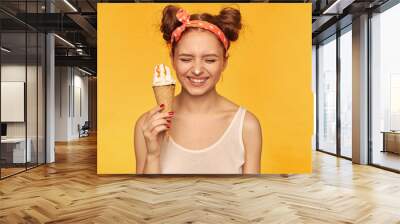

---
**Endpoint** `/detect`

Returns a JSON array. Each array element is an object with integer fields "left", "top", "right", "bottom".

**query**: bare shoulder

[
  {"left": 243, "top": 110, "right": 261, "bottom": 134},
  {"left": 218, "top": 95, "right": 240, "bottom": 113}
]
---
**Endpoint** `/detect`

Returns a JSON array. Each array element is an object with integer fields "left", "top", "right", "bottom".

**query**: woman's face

[{"left": 171, "top": 29, "right": 227, "bottom": 96}]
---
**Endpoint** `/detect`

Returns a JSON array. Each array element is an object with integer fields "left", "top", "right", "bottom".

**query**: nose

[{"left": 191, "top": 62, "right": 203, "bottom": 76}]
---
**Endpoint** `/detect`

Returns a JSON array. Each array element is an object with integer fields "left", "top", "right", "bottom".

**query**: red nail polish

[
  {"left": 168, "top": 111, "right": 174, "bottom": 115},
  {"left": 160, "top": 104, "right": 165, "bottom": 108},
  {"left": 166, "top": 119, "right": 171, "bottom": 123},
  {"left": 166, "top": 124, "right": 171, "bottom": 128}
]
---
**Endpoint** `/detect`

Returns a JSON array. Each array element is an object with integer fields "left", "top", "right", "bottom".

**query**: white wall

[
  {"left": 55, "top": 67, "right": 89, "bottom": 141},
  {"left": 72, "top": 73, "right": 89, "bottom": 138},
  {"left": 55, "top": 67, "right": 70, "bottom": 141}
]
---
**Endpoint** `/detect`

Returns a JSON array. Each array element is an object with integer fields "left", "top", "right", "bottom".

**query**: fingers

[
  {"left": 149, "top": 118, "right": 170, "bottom": 132},
  {"left": 143, "top": 120, "right": 170, "bottom": 140},
  {"left": 147, "top": 112, "right": 173, "bottom": 137},
  {"left": 147, "top": 104, "right": 165, "bottom": 119},
  {"left": 150, "top": 123, "right": 169, "bottom": 136},
  {"left": 148, "top": 111, "right": 174, "bottom": 124},
  {"left": 142, "top": 105, "right": 174, "bottom": 140},
  {"left": 143, "top": 104, "right": 167, "bottom": 129}
]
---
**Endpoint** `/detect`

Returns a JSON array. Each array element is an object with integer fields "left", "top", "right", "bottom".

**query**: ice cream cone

[
  {"left": 152, "top": 64, "right": 176, "bottom": 137},
  {"left": 153, "top": 84, "right": 175, "bottom": 113}
]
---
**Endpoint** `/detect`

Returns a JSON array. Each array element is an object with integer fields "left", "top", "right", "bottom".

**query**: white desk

[{"left": 1, "top": 138, "right": 31, "bottom": 163}]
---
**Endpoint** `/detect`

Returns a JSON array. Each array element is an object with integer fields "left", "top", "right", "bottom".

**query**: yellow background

[{"left": 98, "top": 3, "right": 312, "bottom": 174}]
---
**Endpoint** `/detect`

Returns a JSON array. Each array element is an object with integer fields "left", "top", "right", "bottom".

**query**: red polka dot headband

[{"left": 170, "top": 8, "right": 229, "bottom": 50}]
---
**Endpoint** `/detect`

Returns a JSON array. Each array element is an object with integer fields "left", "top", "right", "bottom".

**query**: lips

[{"left": 187, "top": 76, "right": 209, "bottom": 87}]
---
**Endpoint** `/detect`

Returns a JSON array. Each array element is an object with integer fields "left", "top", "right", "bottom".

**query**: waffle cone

[{"left": 153, "top": 84, "right": 175, "bottom": 112}]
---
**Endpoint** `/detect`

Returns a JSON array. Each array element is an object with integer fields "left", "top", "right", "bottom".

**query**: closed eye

[
  {"left": 205, "top": 59, "right": 216, "bottom": 63},
  {"left": 180, "top": 58, "right": 192, "bottom": 63}
]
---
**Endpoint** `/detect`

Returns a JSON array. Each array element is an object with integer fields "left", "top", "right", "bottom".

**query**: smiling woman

[{"left": 134, "top": 5, "right": 262, "bottom": 174}]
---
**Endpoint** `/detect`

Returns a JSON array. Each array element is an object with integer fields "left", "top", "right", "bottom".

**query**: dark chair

[{"left": 79, "top": 121, "right": 90, "bottom": 138}]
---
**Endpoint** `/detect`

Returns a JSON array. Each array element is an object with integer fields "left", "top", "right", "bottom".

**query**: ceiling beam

[
  {"left": 55, "top": 55, "right": 96, "bottom": 70},
  {"left": 322, "top": 0, "right": 356, "bottom": 14},
  {"left": 67, "top": 13, "right": 97, "bottom": 39}
]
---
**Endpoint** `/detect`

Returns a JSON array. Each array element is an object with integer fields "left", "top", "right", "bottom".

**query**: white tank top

[{"left": 160, "top": 107, "right": 246, "bottom": 174}]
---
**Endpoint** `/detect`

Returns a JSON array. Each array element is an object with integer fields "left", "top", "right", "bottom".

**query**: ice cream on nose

[{"left": 152, "top": 64, "right": 176, "bottom": 113}]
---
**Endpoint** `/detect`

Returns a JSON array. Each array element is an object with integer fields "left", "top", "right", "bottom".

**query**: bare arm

[
  {"left": 242, "top": 111, "right": 262, "bottom": 174},
  {"left": 134, "top": 105, "right": 173, "bottom": 174},
  {"left": 134, "top": 115, "right": 147, "bottom": 173},
  {"left": 134, "top": 115, "right": 161, "bottom": 174}
]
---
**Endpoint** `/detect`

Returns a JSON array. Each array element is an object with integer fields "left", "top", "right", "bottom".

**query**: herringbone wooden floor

[{"left": 1, "top": 134, "right": 400, "bottom": 224}]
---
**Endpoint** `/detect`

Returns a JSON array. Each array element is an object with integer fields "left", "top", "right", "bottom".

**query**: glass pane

[
  {"left": 340, "top": 29, "right": 352, "bottom": 158},
  {"left": 371, "top": 3, "right": 400, "bottom": 171},
  {"left": 0, "top": 1, "right": 46, "bottom": 178},
  {"left": 27, "top": 31, "right": 38, "bottom": 169},
  {"left": 1, "top": 31, "right": 27, "bottom": 177},
  {"left": 318, "top": 36, "right": 337, "bottom": 154},
  {"left": 312, "top": 45, "right": 317, "bottom": 151},
  {"left": 26, "top": 0, "right": 38, "bottom": 169}
]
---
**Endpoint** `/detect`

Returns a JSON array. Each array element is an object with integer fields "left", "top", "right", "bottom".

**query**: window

[
  {"left": 371, "top": 2, "right": 400, "bottom": 171},
  {"left": 318, "top": 35, "right": 337, "bottom": 154},
  {"left": 339, "top": 28, "right": 352, "bottom": 158}
]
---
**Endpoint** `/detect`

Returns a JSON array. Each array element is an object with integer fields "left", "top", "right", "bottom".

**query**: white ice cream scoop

[{"left": 153, "top": 64, "right": 176, "bottom": 86}]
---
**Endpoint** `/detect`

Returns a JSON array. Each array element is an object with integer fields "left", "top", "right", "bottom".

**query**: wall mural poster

[{"left": 98, "top": 3, "right": 313, "bottom": 174}]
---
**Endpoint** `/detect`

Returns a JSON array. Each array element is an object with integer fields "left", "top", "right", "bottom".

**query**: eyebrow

[
  {"left": 178, "top": 53, "right": 219, "bottom": 57},
  {"left": 203, "top": 54, "right": 219, "bottom": 57},
  {"left": 178, "top": 53, "right": 193, "bottom": 57}
]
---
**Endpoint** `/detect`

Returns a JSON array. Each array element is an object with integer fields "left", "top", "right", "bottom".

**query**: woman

[{"left": 134, "top": 5, "right": 262, "bottom": 174}]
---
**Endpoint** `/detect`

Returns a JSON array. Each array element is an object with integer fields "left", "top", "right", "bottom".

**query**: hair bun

[
  {"left": 216, "top": 7, "right": 242, "bottom": 42},
  {"left": 160, "top": 5, "right": 181, "bottom": 42}
]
